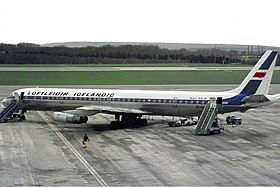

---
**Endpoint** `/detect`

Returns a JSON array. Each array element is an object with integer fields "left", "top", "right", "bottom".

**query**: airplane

[{"left": 1, "top": 50, "right": 279, "bottom": 129}]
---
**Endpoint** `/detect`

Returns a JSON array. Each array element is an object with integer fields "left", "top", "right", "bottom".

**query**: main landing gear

[{"left": 110, "top": 114, "right": 147, "bottom": 130}]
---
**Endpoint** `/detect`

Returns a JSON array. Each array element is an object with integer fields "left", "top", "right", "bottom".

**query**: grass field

[
  {"left": 1, "top": 70, "right": 280, "bottom": 85},
  {"left": 0, "top": 63, "right": 252, "bottom": 67}
]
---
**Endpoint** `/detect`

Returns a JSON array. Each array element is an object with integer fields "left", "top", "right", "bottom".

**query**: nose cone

[
  {"left": 1, "top": 96, "right": 16, "bottom": 107},
  {"left": 1, "top": 98, "right": 9, "bottom": 107}
]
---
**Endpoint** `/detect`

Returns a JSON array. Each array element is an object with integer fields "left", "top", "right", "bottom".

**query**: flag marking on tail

[{"left": 253, "top": 72, "right": 266, "bottom": 78}]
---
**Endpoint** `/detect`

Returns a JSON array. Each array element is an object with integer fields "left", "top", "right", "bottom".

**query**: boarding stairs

[
  {"left": 194, "top": 97, "right": 218, "bottom": 135},
  {"left": 0, "top": 101, "right": 19, "bottom": 123}
]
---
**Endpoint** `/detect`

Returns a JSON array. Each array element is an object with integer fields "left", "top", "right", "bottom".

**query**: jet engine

[{"left": 51, "top": 112, "right": 88, "bottom": 124}]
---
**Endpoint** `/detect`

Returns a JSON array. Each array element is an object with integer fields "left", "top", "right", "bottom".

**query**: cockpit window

[
  {"left": 7, "top": 92, "right": 16, "bottom": 99},
  {"left": 10, "top": 92, "right": 20, "bottom": 98},
  {"left": 8, "top": 95, "right": 15, "bottom": 99}
]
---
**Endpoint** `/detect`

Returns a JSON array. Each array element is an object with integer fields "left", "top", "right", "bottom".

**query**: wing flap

[
  {"left": 64, "top": 105, "right": 150, "bottom": 116},
  {"left": 77, "top": 105, "right": 150, "bottom": 114}
]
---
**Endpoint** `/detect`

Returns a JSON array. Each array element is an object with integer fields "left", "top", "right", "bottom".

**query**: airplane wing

[{"left": 64, "top": 105, "right": 151, "bottom": 116}]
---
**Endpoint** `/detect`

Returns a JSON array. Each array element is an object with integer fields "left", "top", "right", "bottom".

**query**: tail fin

[{"left": 229, "top": 50, "right": 278, "bottom": 95}]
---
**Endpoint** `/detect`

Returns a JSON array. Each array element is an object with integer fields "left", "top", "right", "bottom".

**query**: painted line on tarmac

[{"left": 37, "top": 111, "right": 109, "bottom": 187}]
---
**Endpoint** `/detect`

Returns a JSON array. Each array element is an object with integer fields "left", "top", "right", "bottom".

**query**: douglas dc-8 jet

[{"left": 1, "top": 51, "right": 279, "bottom": 128}]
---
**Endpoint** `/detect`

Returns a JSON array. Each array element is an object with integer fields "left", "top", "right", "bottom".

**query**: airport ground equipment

[
  {"left": 168, "top": 117, "right": 198, "bottom": 127},
  {"left": 0, "top": 101, "right": 19, "bottom": 122},
  {"left": 226, "top": 115, "right": 242, "bottom": 125},
  {"left": 0, "top": 95, "right": 25, "bottom": 123},
  {"left": 208, "top": 118, "right": 224, "bottom": 134},
  {"left": 194, "top": 97, "right": 220, "bottom": 135}
]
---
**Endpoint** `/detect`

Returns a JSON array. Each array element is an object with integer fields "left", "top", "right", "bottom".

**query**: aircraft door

[
  {"left": 13, "top": 92, "right": 19, "bottom": 100},
  {"left": 20, "top": 92, "right": 24, "bottom": 100},
  {"left": 172, "top": 97, "right": 177, "bottom": 108},
  {"left": 107, "top": 96, "right": 112, "bottom": 104},
  {"left": 216, "top": 97, "right": 223, "bottom": 105}
]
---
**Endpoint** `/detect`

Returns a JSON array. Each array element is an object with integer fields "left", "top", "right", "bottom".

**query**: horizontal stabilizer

[{"left": 241, "top": 94, "right": 269, "bottom": 103}]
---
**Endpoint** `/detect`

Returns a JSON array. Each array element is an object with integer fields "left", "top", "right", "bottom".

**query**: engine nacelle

[{"left": 51, "top": 112, "right": 88, "bottom": 124}]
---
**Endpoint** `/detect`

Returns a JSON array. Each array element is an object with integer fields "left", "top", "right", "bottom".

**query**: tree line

[{"left": 0, "top": 43, "right": 273, "bottom": 65}]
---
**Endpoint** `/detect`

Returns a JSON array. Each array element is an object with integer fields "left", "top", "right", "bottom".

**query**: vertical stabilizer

[{"left": 229, "top": 50, "right": 278, "bottom": 95}]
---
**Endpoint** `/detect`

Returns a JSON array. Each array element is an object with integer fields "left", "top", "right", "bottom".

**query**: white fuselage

[{"left": 8, "top": 87, "right": 267, "bottom": 117}]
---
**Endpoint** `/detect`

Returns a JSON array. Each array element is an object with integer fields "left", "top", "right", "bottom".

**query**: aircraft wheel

[
  {"left": 110, "top": 121, "right": 118, "bottom": 130},
  {"left": 140, "top": 119, "right": 147, "bottom": 126},
  {"left": 19, "top": 115, "right": 26, "bottom": 121},
  {"left": 110, "top": 121, "right": 123, "bottom": 130},
  {"left": 135, "top": 118, "right": 147, "bottom": 126}
]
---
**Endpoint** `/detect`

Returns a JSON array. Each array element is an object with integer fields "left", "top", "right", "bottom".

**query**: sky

[{"left": 1, "top": 0, "right": 280, "bottom": 46}]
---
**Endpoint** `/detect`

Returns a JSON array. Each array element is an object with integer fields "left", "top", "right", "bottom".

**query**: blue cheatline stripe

[
  {"left": 23, "top": 96, "right": 209, "bottom": 105},
  {"left": 240, "top": 80, "right": 262, "bottom": 95},
  {"left": 224, "top": 80, "right": 262, "bottom": 105},
  {"left": 259, "top": 51, "right": 278, "bottom": 70},
  {"left": 223, "top": 94, "right": 246, "bottom": 105}
]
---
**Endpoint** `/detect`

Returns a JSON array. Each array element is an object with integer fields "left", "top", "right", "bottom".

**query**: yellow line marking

[{"left": 37, "top": 111, "right": 109, "bottom": 187}]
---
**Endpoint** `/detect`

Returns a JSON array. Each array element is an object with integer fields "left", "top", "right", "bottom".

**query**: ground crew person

[{"left": 82, "top": 134, "right": 90, "bottom": 148}]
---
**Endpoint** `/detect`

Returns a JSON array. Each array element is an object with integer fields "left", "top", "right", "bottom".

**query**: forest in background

[{"left": 0, "top": 43, "right": 278, "bottom": 65}]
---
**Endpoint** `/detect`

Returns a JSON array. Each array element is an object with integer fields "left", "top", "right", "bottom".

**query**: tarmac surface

[{"left": 1, "top": 85, "right": 280, "bottom": 186}]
